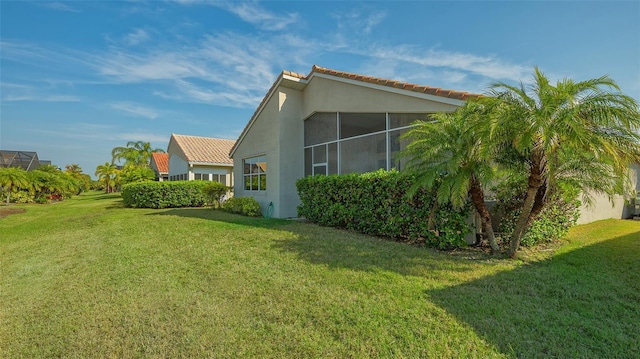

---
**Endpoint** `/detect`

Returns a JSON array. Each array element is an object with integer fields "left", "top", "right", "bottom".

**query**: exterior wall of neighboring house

[
  {"left": 232, "top": 70, "right": 465, "bottom": 218},
  {"left": 168, "top": 152, "right": 189, "bottom": 181},
  {"left": 576, "top": 164, "right": 640, "bottom": 224},
  {"left": 190, "top": 164, "right": 233, "bottom": 186}
]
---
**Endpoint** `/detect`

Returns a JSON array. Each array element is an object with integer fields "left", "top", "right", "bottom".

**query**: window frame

[{"left": 243, "top": 155, "right": 267, "bottom": 191}]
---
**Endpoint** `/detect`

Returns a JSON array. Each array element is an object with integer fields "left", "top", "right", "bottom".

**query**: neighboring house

[
  {"left": 230, "top": 65, "right": 480, "bottom": 218},
  {"left": 167, "top": 134, "right": 235, "bottom": 186},
  {"left": 0, "top": 150, "right": 50, "bottom": 170},
  {"left": 150, "top": 152, "right": 169, "bottom": 181},
  {"left": 576, "top": 163, "right": 640, "bottom": 224}
]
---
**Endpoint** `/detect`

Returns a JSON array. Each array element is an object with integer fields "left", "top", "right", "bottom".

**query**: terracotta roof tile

[
  {"left": 311, "top": 65, "right": 482, "bottom": 100},
  {"left": 151, "top": 152, "right": 169, "bottom": 173},
  {"left": 172, "top": 134, "right": 235, "bottom": 164}
]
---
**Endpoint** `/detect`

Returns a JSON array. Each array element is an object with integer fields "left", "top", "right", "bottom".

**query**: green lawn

[{"left": 1, "top": 192, "right": 638, "bottom": 358}]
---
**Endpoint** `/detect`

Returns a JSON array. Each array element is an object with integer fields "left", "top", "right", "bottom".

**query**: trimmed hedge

[
  {"left": 222, "top": 197, "right": 262, "bottom": 217},
  {"left": 296, "top": 170, "right": 471, "bottom": 249},
  {"left": 122, "top": 181, "right": 207, "bottom": 209}
]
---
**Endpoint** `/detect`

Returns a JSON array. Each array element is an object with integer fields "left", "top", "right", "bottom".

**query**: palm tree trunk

[
  {"left": 5, "top": 185, "right": 12, "bottom": 205},
  {"left": 508, "top": 170, "right": 544, "bottom": 258},
  {"left": 469, "top": 176, "right": 500, "bottom": 254},
  {"left": 526, "top": 183, "right": 547, "bottom": 228}
]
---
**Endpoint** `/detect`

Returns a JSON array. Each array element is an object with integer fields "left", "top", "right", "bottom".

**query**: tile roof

[
  {"left": 230, "top": 65, "right": 481, "bottom": 156},
  {"left": 171, "top": 134, "right": 235, "bottom": 165},
  {"left": 151, "top": 152, "right": 169, "bottom": 173},
  {"left": 310, "top": 65, "right": 482, "bottom": 101}
]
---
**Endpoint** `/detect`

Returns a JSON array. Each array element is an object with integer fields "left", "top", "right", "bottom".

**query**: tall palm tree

[
  {"left": 488, "top": 67, "right": 640, "bottom": 257},
  {"left": 0, "top": 167, "right": 30, "bottom": 205},
  {"left": 111, "top": 141, "right": 164, "bottom": 167},
  {"left": 95, "top": 162, "right": 117, "bottom": 193},
  {"left": 402, "top": 102, "right": 501, "bottom": 253}
]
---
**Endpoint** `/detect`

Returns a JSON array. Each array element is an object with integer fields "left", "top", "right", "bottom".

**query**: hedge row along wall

[
  {"left": 296, "top": 170, "right": 471, "bottom": 249},
  {"left": 122, "top": 181, "right": 207, "bottom": 209}
]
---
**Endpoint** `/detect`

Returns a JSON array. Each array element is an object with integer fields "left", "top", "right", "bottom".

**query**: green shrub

[
  {"left": 121, "top": 181, "right": 207, "bottom": 209},
  {"left": 296, "top": 170, "right": 470, "bottom": 249},
  {"left": 493, "top": 177, "right": 581, "bottom": 247},
  {"left": 10, "top": 190, "right": 34, "bottom": 204},
  {"left": 222, "top": 197, "right": 261, "bottom": 217},
  {"left": 202, "top": 182, "right": 229, "bottom": 209}
]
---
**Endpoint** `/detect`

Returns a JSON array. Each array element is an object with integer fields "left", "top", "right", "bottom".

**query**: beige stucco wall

[
  {"left": 233, "top": 85, "right": 283, "bottom": 216},
  {"left": 168, "top": 152, "right": 188, "bottom": 178},
  {"left": 190, "top": 165, "right": 233, "bottom": 186},
  {"left": 576, "top": 164, "right": 639, "bottom": 224},
  {"left": 301, "top": 76, "right": 460, "bottom": 118}
]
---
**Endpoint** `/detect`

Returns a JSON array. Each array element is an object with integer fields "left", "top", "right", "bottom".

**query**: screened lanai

[{"left": 0, "top": 150, "right": 49, "bottom": 170}]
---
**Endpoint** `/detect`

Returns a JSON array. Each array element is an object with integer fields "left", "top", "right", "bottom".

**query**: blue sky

[{"left": 1, "top": 1, "right": 639, "bottom": 177}]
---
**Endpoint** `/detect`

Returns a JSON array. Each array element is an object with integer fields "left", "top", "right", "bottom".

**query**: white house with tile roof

[
  {"left": 167, "top": 134, "right": 235, "bottom": 186},
  {"left": 230, "top": 65, "right": 480, "bottom": 218},
  {"left": 150, "top": 152, "right": 169, "bottom": 182},
  {"left": 230, "top": 65, "right": 638, "bottom": 223}
]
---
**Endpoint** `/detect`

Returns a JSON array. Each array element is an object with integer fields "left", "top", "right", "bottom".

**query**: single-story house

[
  {"left": 167, "top": 134, "right": 235, "bottom": 186},
  {"left": 150, "top": 152, "right": 169, "bottom": 181},
  {"left": 230, "top": 65, "right": 640, "bottom": 223},
  {"left": 576, "top": 164, "right": 640, "bottom": 224},
  {"left": 230, "top": 65, "right": 480, "bottom": 218}
]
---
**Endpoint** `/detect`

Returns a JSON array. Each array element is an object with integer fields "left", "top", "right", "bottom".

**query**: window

[{"left": 243, "top": 155, "right": 266, "bottom": 191}]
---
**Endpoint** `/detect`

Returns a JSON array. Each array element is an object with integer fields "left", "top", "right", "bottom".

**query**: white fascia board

[
  {"left": 310, "top": 72, "right": 468, "bottom": 107},
  {"left": 189, "top": 162, "right": 233, "bottom": 167}
]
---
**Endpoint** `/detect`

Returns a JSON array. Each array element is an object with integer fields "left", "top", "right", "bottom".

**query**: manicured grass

[{"left": 1, "top": 192, "right": 638, "bottom": 358}]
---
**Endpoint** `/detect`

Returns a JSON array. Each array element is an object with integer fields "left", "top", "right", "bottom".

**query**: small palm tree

[
  {"left": 112, "top": 141, "right": 164, "bottom": 167},
  {"left": 95, "top": 162, "right": 117, "bottom": 193},
  {"left": 402, "top": 102, "right": 501, "bottom": 253},
  {"left": 0, "top": 167, "right": 30, "bottom": 205},
  {"left": 488, "top": 67, "right": 640, "bottom": 257}
]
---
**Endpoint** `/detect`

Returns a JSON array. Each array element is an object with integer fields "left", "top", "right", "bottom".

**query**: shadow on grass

[
  {"left": 271, "top": 222, "right": 494, "bottom": 278},
  {"left": 76, "top": 192, "right": 121, "bottom": 201},
  {"left": 146, "top": 207, "right": 292, "bottom": 229},
  {"left": 426, "top": 230, "right": 640, "bottom": 358}
]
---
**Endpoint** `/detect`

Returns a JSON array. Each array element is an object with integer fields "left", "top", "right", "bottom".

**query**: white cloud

[
  {"left": 111, "top": 102, "right": 160, "bottom": 119},
  {"left": 1, "top": 82, "right": 82, "bottom": 102},
  {"left": 123, "top": 29, "right": 150, "bottom": 46},
  {"left": 333, "top": 10, "right": 387, "bottom": 35},
  {"left": 43, "top": 2, "right": 80, "bottom": 12},
  {"left": 219, "top": 1, "right": 299, "bottom": 31}
]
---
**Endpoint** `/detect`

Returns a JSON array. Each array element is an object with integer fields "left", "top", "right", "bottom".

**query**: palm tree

[
  {"left": 488, "top": 67, "right": 640, "bottom": 257},
  {"left": 0, "top": 167, "right": 30, "bottom": 205},
  {"left": 95, "top": 162, "right": 117, "bottom": 193},
  {"left": 65, "top": 164, "right": 89, "bottom": 194},
  {"left": 402, "top": 102, "right": 501, "bottom": 253},
  {"left": 65, "top": 163, "right": 82, "bottom": 175},
  {"left": 111, "top": 141, "right": 164, "bottom": 167}
]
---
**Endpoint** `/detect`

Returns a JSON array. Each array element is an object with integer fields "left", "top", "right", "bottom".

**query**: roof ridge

[{"left": 309, "top": 65, "right": 481, "bottom": 100}]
